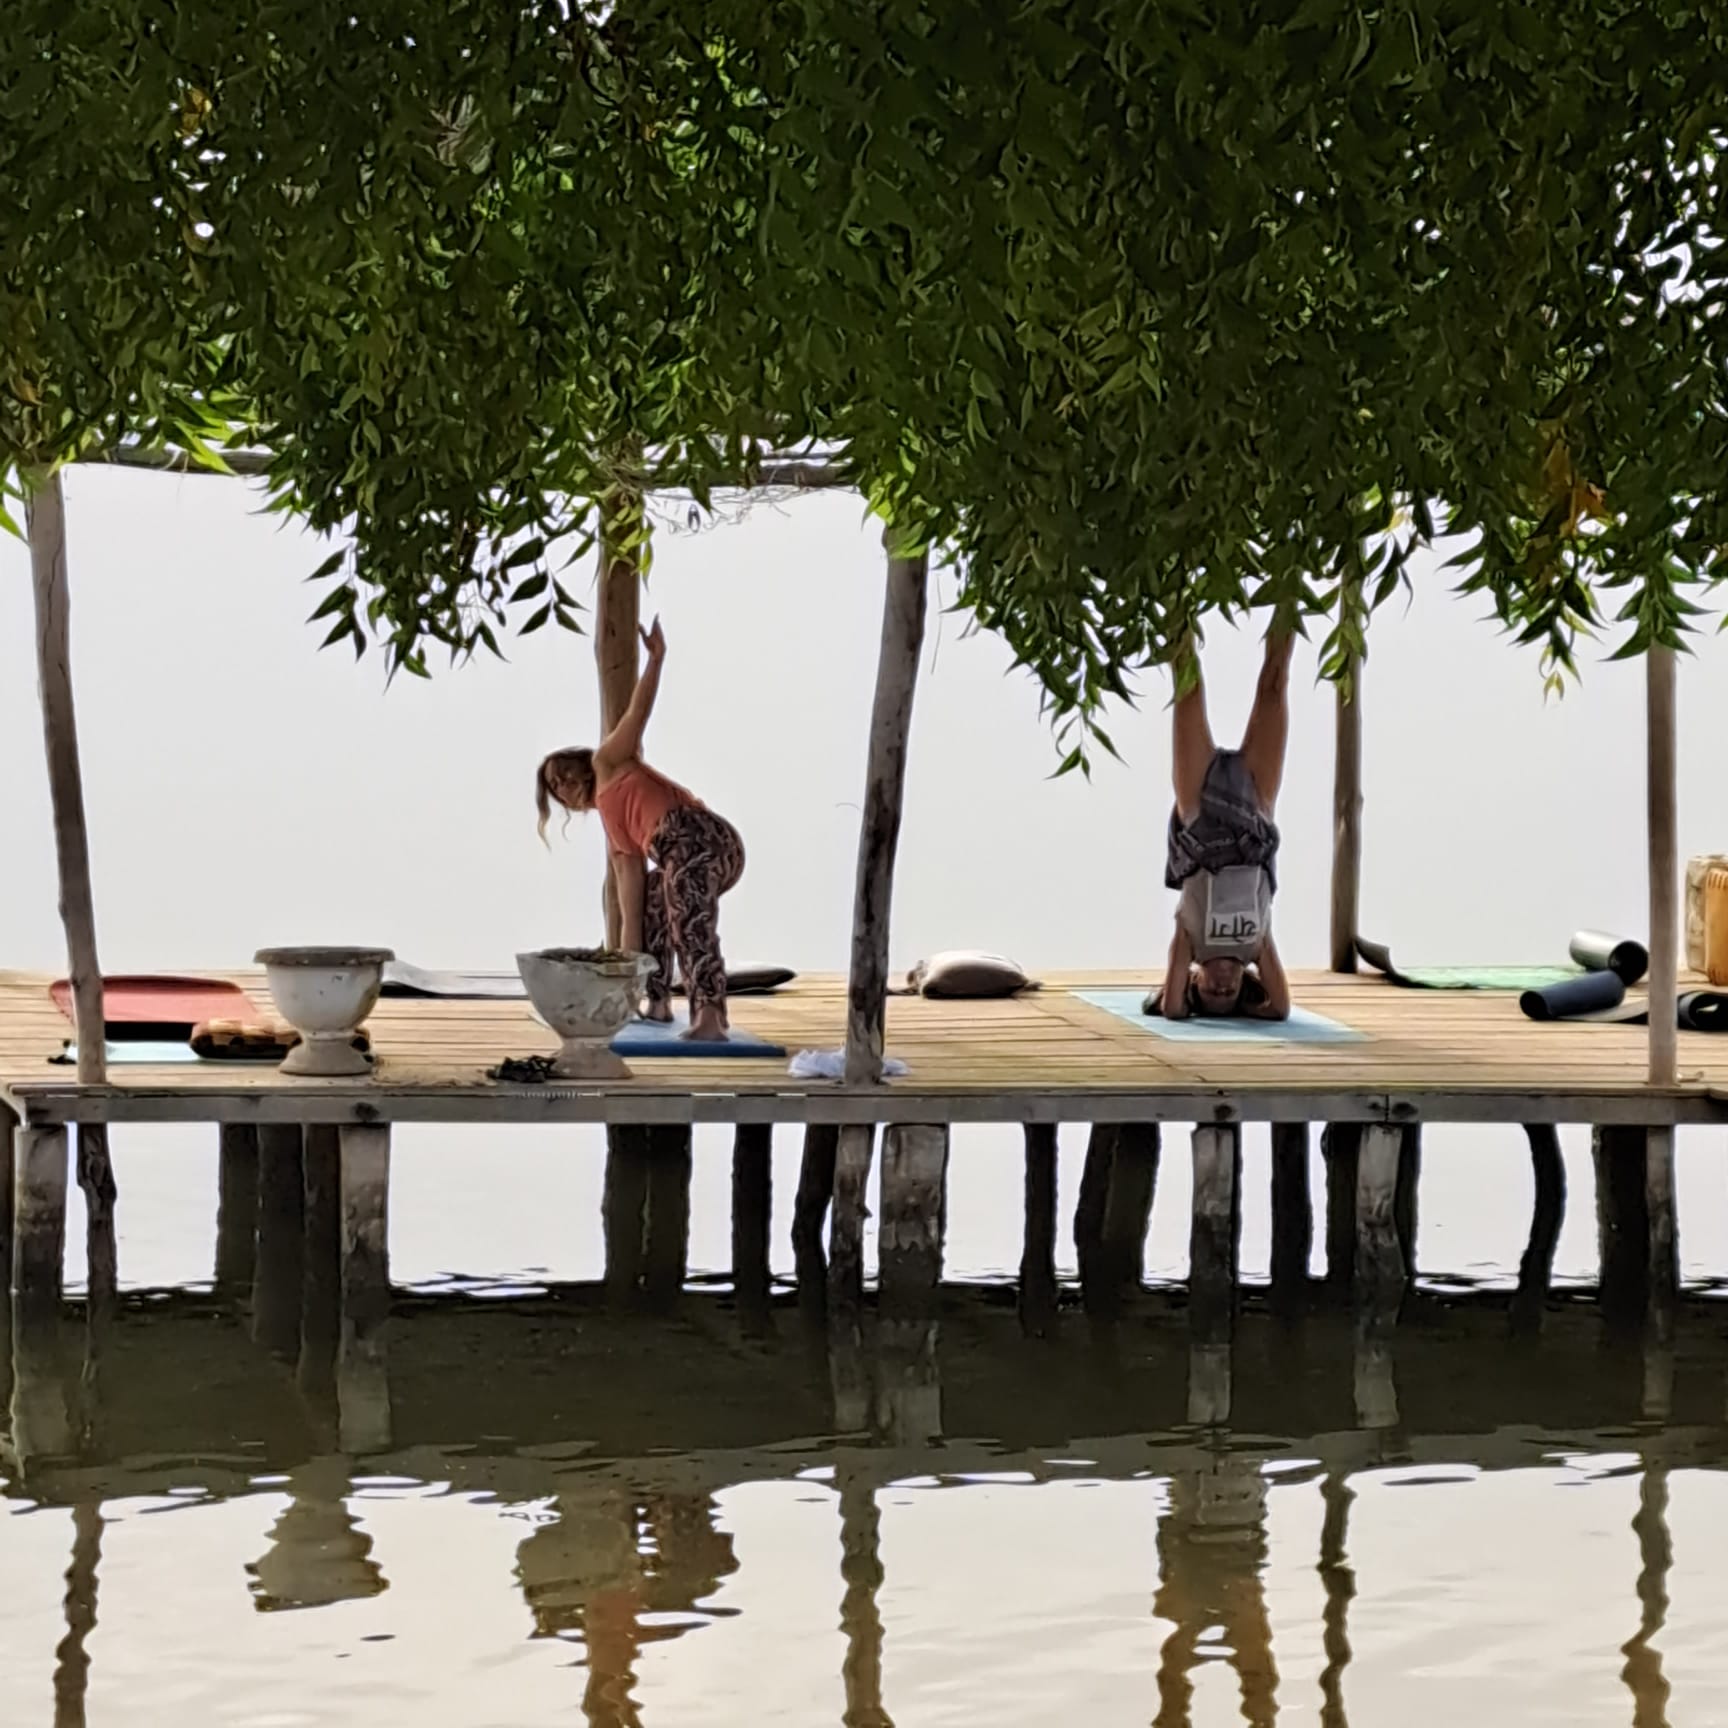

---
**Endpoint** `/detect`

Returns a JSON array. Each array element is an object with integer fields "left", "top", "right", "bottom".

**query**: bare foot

[
  {"left": 684, "top": 1012, "right": 728, "bottom": 1042},
  {"left": 645, "top": 1002, "right": 674, "bottom": 1024}
]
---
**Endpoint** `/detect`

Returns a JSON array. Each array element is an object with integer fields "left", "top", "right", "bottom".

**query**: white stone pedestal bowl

[
  {"left": 516, "top": 948, "right": 657, "bottom": 1079},
  {"left": 256, "top": 946, "right": 394, "bottom": 1077}
]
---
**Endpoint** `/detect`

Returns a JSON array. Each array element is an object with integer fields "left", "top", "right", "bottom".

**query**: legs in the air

[
  {"left": 1172, "top": 636, "right": 1216, "bottom": 824},
  {"left": 1238, "top": 624, "right": 1295, "bottom": 813}
]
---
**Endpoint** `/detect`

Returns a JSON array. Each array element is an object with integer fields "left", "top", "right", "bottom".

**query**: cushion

[{"left": 907, "top": 951, "right": 1035, "bottom": 999}]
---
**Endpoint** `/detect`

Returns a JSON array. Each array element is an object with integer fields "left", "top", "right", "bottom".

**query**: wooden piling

[
  {"left": 252, "top": 1125, "right": 306, "bottom": 1361},
  {"left": 731, "top": 1123, "right": 773, "bottom": 1330},
  {"left": 1354, "top": 1125, "right": 1406, "bottom": 1320},
  {"left": 1330, "top": 654, "right": 1363, "bottom": 974},
  {"left": 842, "top": 537, "right": 928, "bottom": 1086},
  {"left": 1188, "top": 1125, "right": 1239, "bottom": 1424},
  {"left": 602, "top": 1125, "right": 652, "bottom": 1305},
  {"left": 643, "top": 1124, "right": 693, "bottom": 1310},
  {"left": 214, "top": 1123, "right": 260, "bottom": 1295},
  {"left": 299, "top": 1126, "right": 342, "bottom": 1397},
  {"left": 828, "top": 1125, "right": 876, "bottom": 1312},
  {"left": 838, "top": 1470, "right": 891, "bottom": 1728},
  {"left": 52, "top": 1500, "right": 102, "bottom": 1728},
  {"left": 10, "top": 1124, "right": 71, "bottom": 1460},
  {"left": 1321, "top": 1123, "right": 1361, "bottom": 1296},
  {"left": 1512, "top": 1124, "right": 1566, "bottom": 1335},
  {"left": 337, "top": 1124, "right": 391, "bottom": 1455},
  {"left": 1019, "top": 1123, "right": 1059, "bottom": 1337},
  {"left": 1073, "top": 1123, "right": 1114, "bottom": 1309},
  {"left": 1594, "top": 1123, "right": 1650, "bottom": 1331},
  {"left": 1318, "top": 1471, "right": 1356, "bottom": 1728},
  {"left": 792, "top": 1124, "right": 838, "bottom": 1307},
  {"left": 1269, "top": 1122, "right": 1312, "bottom": 1317},
  {"left": 74, "top": 1123, "right": 116, "bottom": 1359},
  {"left": 1096, "top": 1122, "right": 1159, "bottom": 1315},
  {"left": 1645, "top": 1124, "right": 1678, "bottom": 1339},
  {"left": 1394, "top": 1124, "right": 1421, "bottom": 1291},
  {"left": 878, "top": 1125, "right": 948, "bottom": 1322}
]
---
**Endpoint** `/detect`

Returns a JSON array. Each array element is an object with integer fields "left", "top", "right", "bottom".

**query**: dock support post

[
  {"left": 1322, "top": 1124, "right": 1361, "bottom": 1295},
  {"left": 1645, "top": 1124, "right": 1678, "bottom": 1341},
  {"left": 1019, "top": 1124, "right": 1059, "bottom": 1337},
  {"left": 602, "top": 1126, "right": 651, "bottom": 1306},
  {"left": 731, "top": 1123, "right": 773, "bottom": 1331},
  {"left": 1097, "top": 1123, "right": 1159, "bottom": 1316},
  {"left": 1189, "top": 1125, "right": 1240, "bottom": 1425},
  {"left": 76, "top": 1124, "right": 117, "bottom": 1370},
  {"left": 1269, "top": 1122, "right": 1312, "bottom": 1317},
  {"left": 1395, "top": 1125, "right": 1421, "bottom": 1293},
  {"left": 838, "top": 1470, "right": 891, "bottom": 1728},
  {"left": 253, "top": 1125, "right": 306, "bottom": 1361},
  {"left": 215, "top": 1123, "right": 260, "bottom": 1295},
  {"left": 1073, "top": 1123, "right": 1114, "bottom": 1310},
  {"left": 878, "top": 1125, "right": 948, "bottom": 1322},
  {"left": 642, "top": 1125, "right": 693, "bottom": 1311},
  {"left": 828, "top": 1126, "right": 876, "bottom": 1313},
  {"left": 1594, "top": 1123, "right": 1650, "bottom": 1331},
  {"left": 337, "top": 1124, "right": 391, "bottom": 1455},
  {"left": 1512, "top": 1125, "right": 1566, "bottom": 1335},
  {"left": 299, "top": 1126, "right": 342, "bottom": 1398},
  {"left": 793, "top": 1125, "right": 838, "bottom": 1307},
  {"left": 1354, "top": 1124, "right": 1404, "bottom": 1428},
  {"left": 10, "top": 1124, "right": 72, "bottom": 1460}
]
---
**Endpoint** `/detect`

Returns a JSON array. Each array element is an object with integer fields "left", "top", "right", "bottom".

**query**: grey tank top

[{"left": 1178, "top": 864, "right": 1274, "bottom": 962}]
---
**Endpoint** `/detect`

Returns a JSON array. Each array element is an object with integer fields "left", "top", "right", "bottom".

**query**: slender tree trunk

[
  {"left": 1646, "top": 646, "right": 1677, "bottom": 1089},
  {"left": 597, "top": 482, "right": 645, "bottom": 949},
  {"left": 844, "top": 538, "right": 928, "bottom": 1085},
  {"left": 1330, "top": 656, "right": 1362, "bottom": 972}
]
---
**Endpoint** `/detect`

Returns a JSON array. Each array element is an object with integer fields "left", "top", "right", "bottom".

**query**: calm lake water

[{"left": 6, "top": 476, "right": 1728, "bottom": 1722}]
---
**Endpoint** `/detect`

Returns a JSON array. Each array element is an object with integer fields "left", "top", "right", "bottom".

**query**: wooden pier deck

[{"left": 2, "top": 967, "right": 1726, "bottom": 1127}]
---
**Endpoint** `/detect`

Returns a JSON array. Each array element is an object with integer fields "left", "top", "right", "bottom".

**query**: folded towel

[{"left": 789, "top": 1048, "right": 908, "bottom": 1080}]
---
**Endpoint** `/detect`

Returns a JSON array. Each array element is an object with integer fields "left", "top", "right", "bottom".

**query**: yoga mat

[
  {"left": 1520, "top": 970, "right": 1627, "bottom": 1021},
  {"left": 612, "top": 1016, "right": 786, "bottom": 1058},
  {"left": 57, "top": 1041, "right": 207, "bottom": 1065},
  {"left": 1562, "top": 989, "right": 1728, "bottom": 1031},
  {"left": 1568, "top": 929, "right": 1649, "bottom": 983},
  {"left": 50, "top": 975, "right": 266, "bottom": 1040},
  {"left": 1074, "top": 989, "right": 1366, "bottom": 1045},
  {"left": 382, "top": 963, "right": 796, "bottom": 999},
  {"left": 1355, "top": 938, "right": 1576, "bottom": 991}
]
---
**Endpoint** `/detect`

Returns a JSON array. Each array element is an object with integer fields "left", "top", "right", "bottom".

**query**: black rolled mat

[
  {"left": 1521, "top": 982, "right": 1728, "bottom": 1029},
  {"left": 1520, "top": 970, "right": 1627, "bottom": 1021}
]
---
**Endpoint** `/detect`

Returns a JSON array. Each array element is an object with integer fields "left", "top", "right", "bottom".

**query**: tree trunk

[
  {"left": 596, "top": 481, "right": 645, "bottom": 949},
  {"left": 1019, "top": 1123, "right": 1059, "bottom": 1336},
  {"left": 27, "top": 467, "right": 107, "bottom": 1086},
  {"left": 1646, "top": 646, "right": 1677, "bottom": 1088},
  {"left": 1330, "top": 659, "right": 1363, "bottom": 972},
  {"left": 843, "top": 539, "right": 928, "bottom": 1085}
]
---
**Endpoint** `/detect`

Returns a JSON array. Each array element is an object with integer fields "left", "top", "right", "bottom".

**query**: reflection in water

[
  {"left": 247, "top": 1456, "right": 387, "bottom": 1611},
  {"left": 3, "top": 1290, "right": 1726, "bottom": 1725}
]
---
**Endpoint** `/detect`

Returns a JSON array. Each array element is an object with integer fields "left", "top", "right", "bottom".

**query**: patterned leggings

[{"left": 644, "top": 806, "right": 745, "bottom": 1020}]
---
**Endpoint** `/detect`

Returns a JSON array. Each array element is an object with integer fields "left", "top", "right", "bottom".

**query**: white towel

[{"left": 788, "top": 1048, "right": 909, "bottom": 1080}]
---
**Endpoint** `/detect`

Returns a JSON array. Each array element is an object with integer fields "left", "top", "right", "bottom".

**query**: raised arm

[
  {"left": 1248, "top": 932, "right": 1292, "bottom": 1021},
  {"left": 594, "top": 617, "right": 666, "bottom": 775}
]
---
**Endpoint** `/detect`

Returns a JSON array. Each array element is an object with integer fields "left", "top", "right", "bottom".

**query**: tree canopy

[{"left": 5, "top": 1, "right": 1724, "bottom": 741}]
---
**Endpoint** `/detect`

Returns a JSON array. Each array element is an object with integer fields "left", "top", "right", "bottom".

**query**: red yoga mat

[{"left": 49, "top": 976, "right": 268, "bottom": 1039}]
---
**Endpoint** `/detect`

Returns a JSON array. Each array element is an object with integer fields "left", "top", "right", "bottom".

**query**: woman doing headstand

[
  {"left": 536, "top": 618, "right": 744, "bottom": 1041},
  {"left": 1157, "top": 622, "right": 1295, "bottom": 1020}
]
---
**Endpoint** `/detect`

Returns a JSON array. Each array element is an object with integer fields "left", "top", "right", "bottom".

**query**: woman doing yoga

[
  {"left": 536, "top": 619, "right": 745, "bottom": 1041},
  {"left": 1157, "top": 622, "right": 1294, "bottom": 1020}
]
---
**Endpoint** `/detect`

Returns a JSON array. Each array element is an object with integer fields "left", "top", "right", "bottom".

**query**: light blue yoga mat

[
  {"left": 59, "top": 1041, "right": 207, "bottom": 1065},
  {"left": 1073, "top": 990, "right": 1366, "bottom": 1045},
  {"left": 612, "top": 1016, "right": 786, "bottom": 1059}
]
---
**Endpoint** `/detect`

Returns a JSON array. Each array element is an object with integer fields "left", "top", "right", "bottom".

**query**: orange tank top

[{"left": 594, "top": 762, "right": 700, "bottom": 856}]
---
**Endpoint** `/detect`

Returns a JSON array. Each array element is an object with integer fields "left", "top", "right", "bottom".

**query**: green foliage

[{"left": 5, "top": 1, "right": 1726, "bottom": 753}]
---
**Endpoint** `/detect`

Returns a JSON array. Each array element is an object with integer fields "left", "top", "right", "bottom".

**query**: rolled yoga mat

[
  {"left": 1567, "top": 930, "right": 1648, "bottom": 984},
  {"left": 1362, "top": 929, "right": 1648, "bottom": 992},
  {"left": 381, "top": 962, "right": 796, "bottom": 999},
  {"left": 1520, "top": 970, "right": 1627, "bottom": 1021}
]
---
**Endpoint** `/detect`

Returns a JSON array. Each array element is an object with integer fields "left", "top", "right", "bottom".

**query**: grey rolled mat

[{"left": 1567, "top": 929, "right": 1649, "bottom": 984}]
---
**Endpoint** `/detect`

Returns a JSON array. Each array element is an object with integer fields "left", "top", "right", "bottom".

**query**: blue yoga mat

[
  {"left": 1073, "top": 990, "right": 1366, "bottom": 1045},
  {"left": 611, "top": 1016, "right": 786, "bottom": 1059}
]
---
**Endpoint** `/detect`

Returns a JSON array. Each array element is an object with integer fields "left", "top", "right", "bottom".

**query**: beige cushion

[{"left": 908, "top": 950, "right": 1034, "bottom": 999}]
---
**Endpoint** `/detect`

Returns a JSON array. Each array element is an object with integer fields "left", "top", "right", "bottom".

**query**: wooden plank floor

[{"left": 3, "top": 968, "right": 1726, "bottom": 1127}]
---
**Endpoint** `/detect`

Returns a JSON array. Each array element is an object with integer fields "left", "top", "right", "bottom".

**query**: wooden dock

[{"left": 3, "top": 967, "right": 1726, "bottom": 1126}]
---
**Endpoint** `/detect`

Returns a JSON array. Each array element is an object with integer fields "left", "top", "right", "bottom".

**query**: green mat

[{"left": 1356, "top": 938, "right": 1577, "bottom": 992}]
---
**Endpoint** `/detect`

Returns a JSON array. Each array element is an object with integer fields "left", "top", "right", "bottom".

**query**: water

[
  {"left": 5, "top": 471, "right": 1728, "bottom": 1721},
  {"left": 4, "top": 1290, "right": 1728, "bottom": 1726}
]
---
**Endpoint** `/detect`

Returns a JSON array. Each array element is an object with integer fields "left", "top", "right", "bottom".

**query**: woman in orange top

[{"left": 536, "top": 619, "right": 745, "bottom": 1041}]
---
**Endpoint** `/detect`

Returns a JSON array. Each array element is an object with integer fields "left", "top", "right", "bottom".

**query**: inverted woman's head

[
  {"left": 1192, "top": 956, "right": 1246, "bottom": 1015},
  {"left": 536, "top": 748, "right": 597, "bottom": 838}
]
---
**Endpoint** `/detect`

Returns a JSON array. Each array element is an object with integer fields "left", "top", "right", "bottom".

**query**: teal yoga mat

[
  {"left": 1074, "top": 990, "right": 1366, "bottom": 1045},
  {"left": 612, "top": 1016, "right": 785, "bottom": 1059}
]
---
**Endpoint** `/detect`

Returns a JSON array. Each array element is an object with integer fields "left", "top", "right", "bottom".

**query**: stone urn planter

[
  {"left": 256, "top": 947, "right": 394, "bottom": 1077},
  {"left": 516, "top": 948, "right": 657, "bottom": 1079}
]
